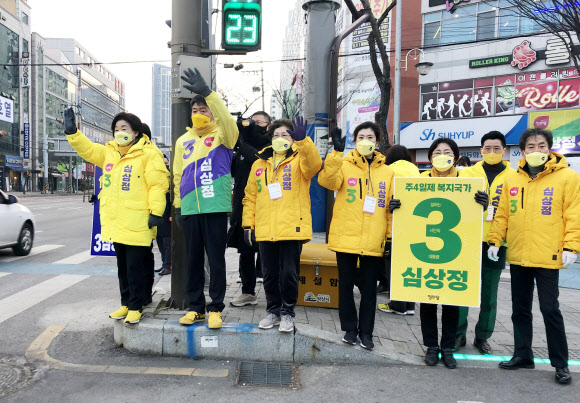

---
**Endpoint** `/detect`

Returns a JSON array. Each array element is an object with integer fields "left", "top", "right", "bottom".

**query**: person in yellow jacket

[
  {"left": 390, "top": 137, "right": 488, "bottom": 369},
  {"left": 64, "top": 108, "right": 168, "bottom": 324},
  {"left": 454, "top": 131, "right": 515, "bottom": 355},
  {"left": 377, "top": 145, "right": 419, "bottom": 316},
  {"left": 319, "top": 122, "right": 393, "bottom": 350},
  {"left": 242, "top": 117, "right": 322, "bottom": 333},
  {"left": 488, "top": 128, "right": 579, "bottom": 385}
]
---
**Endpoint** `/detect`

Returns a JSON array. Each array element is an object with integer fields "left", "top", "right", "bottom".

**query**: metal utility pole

[
  {"left": 260, "top": 66, "right": 265, "bottom": 111},
  {"left": 393, "top": 0, "right": 402, "bottom": 144},
  {"left": 302, "top": 0, "right": 341, "bottom": 233},
  {"left": 168, "top": 0, "right": 203, "bottom": 309}
]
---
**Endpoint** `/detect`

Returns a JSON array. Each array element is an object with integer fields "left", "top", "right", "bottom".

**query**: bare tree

[
  {"left": 217, "top": 87, "right": 263, "bottom": 116},
  {"left": 271, "top": 85, "right": 303, "bottom": 120},
  {"left": 506, "top": 0, "right": 580, "bottom": 72}
]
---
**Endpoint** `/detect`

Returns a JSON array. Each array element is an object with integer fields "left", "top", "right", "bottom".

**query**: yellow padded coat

[
  {"left": 67, "top": 130, "right": 169, "bottom": 246},
  {"left": 319, "top": 150, "right": 394, "bottom": 257},
  {"left": 488, "top": 152, "right": 580, "bottom": 269},
  {"left": 242, "top": 137, "right": 322, "bottom": 242}
]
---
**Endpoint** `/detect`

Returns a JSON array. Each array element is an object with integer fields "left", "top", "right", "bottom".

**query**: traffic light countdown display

[{"left": 222, "top": 0, "right": 261, "bottom": 51}]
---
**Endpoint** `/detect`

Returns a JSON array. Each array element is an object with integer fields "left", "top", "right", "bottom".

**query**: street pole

[
  {"left": 168, "top": 0, "right": 203, "bottom": 309},
  {"left": 393, "top": 0, "right": 402, "bottom": 144},
  {"left": 302, "top": 0, "right": 341, "bottom": 233},
  {"left": 261, "top": 66, "right": 265, "bottom": 111}
]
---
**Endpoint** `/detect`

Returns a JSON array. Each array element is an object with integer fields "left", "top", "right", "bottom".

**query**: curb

[{"left": 113, "top": 319, "right": 423, "bottom": 366}]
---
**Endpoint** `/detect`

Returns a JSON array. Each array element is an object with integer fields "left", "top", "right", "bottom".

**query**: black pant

[
  {"left": 510, "top": 265, "right": 568, "bottom": 368},
  {"left": 240, "top": 251, "right": 261, "bottom": 295},
  {"left": 182, "top": 213, "right": 227, "bottom": 313},
  {"left": 420, "top": 303, "right": 460, "bottom": 349},
  {"left": 156, "top": 235, "right": 171, "bottom": 270},
  {"left": 336, "top": 252, "right": 380, "bottom": 336},
  {"left": 378, "top": 243, "right": 390, "bottom": 287},
  {"left": 114, "top": 243, "right": 153, "bottom": 311},
  {"left": 259, "top": 240, "right": 302, "bottom": 317}
]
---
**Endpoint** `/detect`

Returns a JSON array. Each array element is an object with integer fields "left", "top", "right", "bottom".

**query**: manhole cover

[
  {"left": 0, "top": 359, "right": 35, "bottom": 398},
  {"left": 502, "top": 346, "right": 580, "bottom": 361},
  {"left": 237, "top": 362, "right": 296, "bottom": 387}
]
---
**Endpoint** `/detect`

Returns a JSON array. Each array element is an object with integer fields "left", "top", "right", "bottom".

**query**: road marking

[
  {"left": 0, "top": 274, "right": 89, "bottom": 324},
  {"left": 57, "top": 207, "right": 83, "bottom": 210},
  {"left": 26, "top": 325, "right": 229, "bottom": 378},
  {"left": 0, "top": 272, "right": 11, "bottom": 278},
  {"left": 36, "top": 230, "right": 44, "bottom": 233},
  {"left": 1, "top": 244, "right": 65, "bottom": 263},
  {"left": 53, "top": 250, "right": 92, "bottom": 265}
]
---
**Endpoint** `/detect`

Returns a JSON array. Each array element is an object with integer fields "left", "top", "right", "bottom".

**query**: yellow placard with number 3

[{"left": 390, "top": 177, "right": 485, "bottom": 307}]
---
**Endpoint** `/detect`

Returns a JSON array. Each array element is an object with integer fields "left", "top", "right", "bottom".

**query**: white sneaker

[
  {"left": 279, "top": 314, "right": 295, "bottom": 333},
  {"left": 230, "top": 293, "right": 258, "bottom": 307},
  {"left": 406, "top": 310, "right": 415, "bottom": 315},
  {"left": 258, "top": 313, "right": 281, "bottom": 329}
]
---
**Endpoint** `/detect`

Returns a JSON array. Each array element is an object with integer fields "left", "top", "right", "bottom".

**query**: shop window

[
  {"left": 476, "top": 11, "right": 496, "bottom": 41},
  {"left": 424, "top": 22, "right": 441, "bottom": 47}
]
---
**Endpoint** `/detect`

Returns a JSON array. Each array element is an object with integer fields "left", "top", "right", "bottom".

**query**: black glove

[
  {"left": 331, "top": 127, "right": 345, "bottom": 152},
  {"left": 243, "top": 228, "right": 256, "bottom": 247},
  {"left": 474, "top": 191, "right": 489, "bottom": 208},
  {"left": 181, "top": 67, "right": 211, "bottom": 97},
  {"left": 175, "top": 208, "right": 184, "bottom": 230},
  {"left": 388, "top": 198, "right": 401, "bottom": 213},
  {"left": 64, "top": 107, "right": 77, "bottom": 135},
  {"left": 148, "top": 214, "right": 164, "bottom": 229},
  {"left": 88, "top": 194, "right": 96, "bottom": 204}
]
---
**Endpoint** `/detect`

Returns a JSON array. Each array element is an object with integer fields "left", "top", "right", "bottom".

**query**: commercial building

[
  {"left": 401, "top": 0, "right": 580, "bottom": 170},
  {"left": 30, "top": 37, "right": 125, "bottom": 191},
  {"left": 0, "top": 0, "right": 31, "bottom": 192},
  {"left": 151, "top": 63, "right": 171, "bottom": 146}
]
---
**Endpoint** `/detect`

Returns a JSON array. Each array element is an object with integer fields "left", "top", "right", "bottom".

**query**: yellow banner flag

[{"left": 390, "top": 177, "right": 485, "bottom": 307}]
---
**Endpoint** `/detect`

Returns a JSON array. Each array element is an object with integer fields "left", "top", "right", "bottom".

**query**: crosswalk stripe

[
  {"left": 0, "top": 274, "right": 90, "bottom": 324},
  {"left": 1, "top": 245, "right": 65, "bottom": 263},
  {"left": 53, "top": 250, "right": 92, "bottom": 265},
  {"left": 0, "top": 272, "right": 11, "bottom": 278}
]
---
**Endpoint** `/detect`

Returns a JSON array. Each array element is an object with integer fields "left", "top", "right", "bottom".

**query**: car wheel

[{"left": 13, "top": 223, "right": 34, "bottom": 256}]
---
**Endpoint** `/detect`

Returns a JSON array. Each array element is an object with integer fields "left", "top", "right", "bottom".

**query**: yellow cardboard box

[{"left": 297, "top": 243, "right": 339, "bottom": 309}]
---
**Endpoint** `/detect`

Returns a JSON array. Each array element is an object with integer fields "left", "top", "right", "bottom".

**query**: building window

[
  {"left": 476, "top": 11, "right": 496, "bottom": 41},
  {"left": 22, "top": 12, "right": 29, "bottom": 25},
  {"left": 22, "top": 39, "right": 29, "bottom": 53},
  {"left": 440, "top": 5, "right": 477, "bottom": 46}
]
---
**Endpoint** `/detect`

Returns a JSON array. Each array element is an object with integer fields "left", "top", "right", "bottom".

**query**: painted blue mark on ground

[
  {"left": 0, "top": 262, "right": 117, "bottom": 276},
  {"left": 559, "top": 263, "right": 580, "bottom": 290},
  {"left": 221, "top": 323, "right": 257, "bottom": 332},
  {"left": 187, "top": 324, "right": 196, "bottom": 358}
]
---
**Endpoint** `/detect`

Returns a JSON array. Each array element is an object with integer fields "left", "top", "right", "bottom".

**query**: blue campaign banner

[{"left": 90, "top": 166, "right": 116, "bottom": 256}]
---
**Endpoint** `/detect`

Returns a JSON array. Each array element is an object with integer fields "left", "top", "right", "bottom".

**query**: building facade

[
  {"left": 151, "top": 63, "right": 171, "bottom": 146},
  {"left": 30, "top": 37, "right": 125, "bottom": 191},
  {"left": 0, "top": 0, "right": 31, "bottom": 192},
  {"left": 401, "top": 0, "right": 580, "bottom": 170}
]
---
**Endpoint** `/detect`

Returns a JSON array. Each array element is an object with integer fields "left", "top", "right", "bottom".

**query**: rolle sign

[{"left": 517, "top": 80, "right": 579, "bottom": 111}]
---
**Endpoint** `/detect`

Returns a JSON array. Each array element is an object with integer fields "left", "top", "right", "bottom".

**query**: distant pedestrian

[
  {"left": 155, "top": 155, "right": 172, "bottom": 276},
  {"left": 243, "top": 118, "right": 322, "bottom": 333},
  {"left": 63, "top": 108, "right": 168, "bottom": 324},
  {"left": 455, "top": 156, "right": 471, "bottom": 170},
  {"left": 228, "top": 112, "right": 271, "bottom": 307},
  {"left": 488, "top": 128, "right": 579, "bottom": 385}
]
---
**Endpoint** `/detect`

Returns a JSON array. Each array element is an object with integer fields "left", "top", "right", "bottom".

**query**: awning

[
  {"left": 6, "top": 165, "right": 26, "bottom": 172},
  {"left": 50, "top": 172, "right": 64, "bottom": 177}
]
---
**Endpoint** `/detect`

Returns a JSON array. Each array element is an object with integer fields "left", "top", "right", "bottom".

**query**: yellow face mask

[
  {"left": 432, "top": 154, "right": 454, "bottom": 172},
  {"left": 356, "top": 140, "right": 375, "bottom": 157},
  {"left": 115, "top": 131, "right": 133, "bottom": 146},
  {"left": 191, "top": 113, "right": 211, "bottom": 129},
  {"left": 272, "top": 138, "right": 291, "bottom": 154},
  {"left": 525, "top": 151, "right": 549, "bottom": 168},
  {"left": 482, "top": 152, "right": 503, "bottom": 165}
]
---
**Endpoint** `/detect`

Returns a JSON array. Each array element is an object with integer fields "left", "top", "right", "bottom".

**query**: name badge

[
  {"left": 363, "top": 196, "right": 377, "bottom": 214},
  {"left": 268, "top": 183, "right": 283, "bottom": 200},
  {"left": 486, "top": 206, "right": 495, "bottom": 222}
]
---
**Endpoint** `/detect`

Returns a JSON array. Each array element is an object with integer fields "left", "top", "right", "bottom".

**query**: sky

[{"left": 28, "top": 0, "right": 296, "bottom": 126}]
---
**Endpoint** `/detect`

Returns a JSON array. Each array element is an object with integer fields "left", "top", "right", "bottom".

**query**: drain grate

[
  {"left": 0, "top": 359, "right": 35, "bottom": 398},
  {"left": 237, "top": 362, "right": 295, "bottom": 387},
  {"left": 502, "top": 346, "right": 580, "bottom": 360}
]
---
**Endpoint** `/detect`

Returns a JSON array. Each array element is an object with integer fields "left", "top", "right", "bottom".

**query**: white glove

[
  {"left": 562, "top": 252, "right": 577, "bottom": 267},
  {"left": 488, "top": 246, "right": 499, "bottom": 262}
]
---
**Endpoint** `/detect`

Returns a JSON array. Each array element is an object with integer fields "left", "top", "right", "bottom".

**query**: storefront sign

[
  {"left": 400, "top": 115, "right": 526, "bottom": 149},
  {"left": 23, "top": 123, "right": 30, "bottom": 159},
  {"left": 529, "top": 109, "right": 580, "bottom": 142},
  {"left": 517, "top": 79, "right": 579, "bottom": 111},
  {"left": 5, "top": 155, "right": 23, "bottom": 170},
  {"left": 390, "top": 177, "right": 484, "bottom": 307},
  {"left": 20, "top": 52, "right": 30, "bottom": 88},
  {"left": 470, "top": 56, "right": 511, "bottom": 69},
  {"left": 0, "top": 95, "right": 14, "bottom": 124}
]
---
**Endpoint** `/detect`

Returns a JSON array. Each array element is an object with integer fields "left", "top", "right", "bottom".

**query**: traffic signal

[{"left": 222, "top": 0, "right": 261, "bottom": 51}]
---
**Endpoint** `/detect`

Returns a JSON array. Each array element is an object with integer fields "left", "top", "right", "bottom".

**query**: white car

[{"left": 0, "top": 190, "right": 35, "bottom": 255}]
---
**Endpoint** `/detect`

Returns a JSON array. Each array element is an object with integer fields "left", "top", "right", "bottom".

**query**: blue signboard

[
  {"left": 90, "top": 166, "right": 116, "bottom": 256},
  {"left": 23, "top": 123, "right": 30, "bottom": 159}
]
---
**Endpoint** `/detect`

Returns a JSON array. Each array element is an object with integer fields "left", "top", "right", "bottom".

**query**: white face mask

[{"left": 115, "top": 131, "right": 133, "bottom": 146}]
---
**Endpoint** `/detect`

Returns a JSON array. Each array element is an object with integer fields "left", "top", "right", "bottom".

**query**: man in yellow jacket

[
  {"left": 64, "top": 109, "right": 168, "bottom": 324},
  {"left": 173, "top": 68, "right": 239, "bottom": 329},
  {"left": 488, "top": 128, "right": 580, "bottom": 385},
  {"left": 242, "top": 117, "right": 322, "bottom": 333},
  {"left": 455, "top": 131, "right": 515, "bottom": 355}
]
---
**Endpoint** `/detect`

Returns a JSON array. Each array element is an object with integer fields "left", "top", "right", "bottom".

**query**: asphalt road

[{"left": 0, "top": 195, "right": 577, "bottom": 402}]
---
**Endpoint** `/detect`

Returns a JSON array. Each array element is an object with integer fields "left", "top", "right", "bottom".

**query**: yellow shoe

[
  {"left": 208, "top": 311, "right": 222, "bottom": 329},
  {"left": 179, "top": 311, "right": 206, "bottom": 326},
  {"left": 109, "top": 306, "right": 129, "bottom": 320},
  {"left": 124, "top": 310, "right": 142, "bottom": 324}
]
